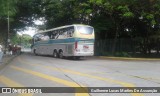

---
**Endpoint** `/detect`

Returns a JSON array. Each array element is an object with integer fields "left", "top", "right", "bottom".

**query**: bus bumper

[{"left": 73, "top": 52, "right": 94, "bottom": 56}]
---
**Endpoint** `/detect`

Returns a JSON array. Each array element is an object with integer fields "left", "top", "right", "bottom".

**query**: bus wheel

[
  {"left": 53, "top": 51, "right": 58, "bottom": 58},
  {"left": 59, "top": 51, "right": 64, "bottom": 59},
  {"left": 34, "top": 49, "right": 37, "bottom": 55}
]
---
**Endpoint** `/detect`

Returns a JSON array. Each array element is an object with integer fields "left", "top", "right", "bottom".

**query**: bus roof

[{"left": 34, "top": 24, "right": 93, "bottom": 36}]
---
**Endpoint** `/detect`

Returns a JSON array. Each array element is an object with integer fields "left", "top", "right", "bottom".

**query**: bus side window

[
  {"left": 51, "top": 33, "right": 56, "bottom": 39},
  {"left": 63, "top": 29, "right": 68, "bottom": 38},
  {"left": 50, "top": 31, "right": 53, "bottom": 39},
  {"left": 43, "top": 35, "right": 49, "bottom": 40},
  {"left": 58, "top": 29, "right": 66, "bottom": 39},
  {"left": 47, "top": 31, "right": 52, "bottom": 39},
  {"left": 50, "top": 31, "right": 55, "bottom": 39},
  {"left": 45, "top": 33, "right": 50, "bottom": 40},
  {"left": 40, "top": 33, "right": 49, "bottom": 41},
  {"left": 50, "top": 33, "right": 54, "bottom": 39},
  {"left": 39, "top": 34, "right": 45, "bottom": 41},
  {"left": 68, "top": 31, "right": 73, "bottom": 37},
  {"left": 67, "top": 27, "right": 74, "bottom": 37},
  {"left": 54, "top": 31, "right": 59, "bottom": 39}
]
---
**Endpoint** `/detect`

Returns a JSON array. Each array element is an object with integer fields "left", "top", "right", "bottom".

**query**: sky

[
  {"left": 17, "top": 27, "right": 37, "bottom": 37},
  {"left": 18, "top": 20, "right": 44, "bottom": 37},
  {"left": 23, "top": 27, "right": 37, "bottom": 37}
]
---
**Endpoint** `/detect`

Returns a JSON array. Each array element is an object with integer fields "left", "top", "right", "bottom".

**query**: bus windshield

[{"left": 77, "top": 26, "right": 94, "bottom": 35}]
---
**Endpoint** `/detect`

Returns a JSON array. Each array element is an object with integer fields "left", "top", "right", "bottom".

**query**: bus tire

[
  {"left": 34, "top": 49, "right": 37, "bottom": 55},
  {"left": 59, "top": 51, "right": 64, "bottom": 59},
  {"left": 53, "top": 50, "right": 58, "bottom": 58}
]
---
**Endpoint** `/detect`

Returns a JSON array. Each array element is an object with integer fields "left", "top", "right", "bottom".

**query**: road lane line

[
  {"left": 18, "top": 57, "right": 143, "bottom": 96},
  {"left": 0, "top": 75, "right": 33, "bottom": 96},
  {"left": 10, "top": 65, "right": 89, "bottom": 96}
]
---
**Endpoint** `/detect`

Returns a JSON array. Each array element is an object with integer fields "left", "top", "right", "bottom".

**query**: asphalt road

[{"left": 0, "top": 52, "right": 160, "bottom": 96}]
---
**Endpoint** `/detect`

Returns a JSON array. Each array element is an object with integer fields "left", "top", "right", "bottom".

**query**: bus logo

[
  {"left": 83, "top": 45, "right": 89, "bottom": 49},
  {"left": 2, "top": 88, "right": 11, "bottom": 93}
]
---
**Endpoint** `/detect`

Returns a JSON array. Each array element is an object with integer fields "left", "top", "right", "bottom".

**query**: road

[{"left": 0, "top": 52, "right": 160, "bottom": 96}]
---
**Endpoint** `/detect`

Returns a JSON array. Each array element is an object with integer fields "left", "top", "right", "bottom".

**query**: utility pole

[
  {"left": 4, "top": 0, "right": 10, "bottom": 54},
  {"left": 7, "top": 0, "right": 10, "bottom": 53},
  {"left": 5, "top": 0, "right": 10, "bottom": 51}
]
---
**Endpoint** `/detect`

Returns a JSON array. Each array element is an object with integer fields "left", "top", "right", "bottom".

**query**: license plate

[{"left": 83, "top": 45, "right": 89, "bottom": 52}]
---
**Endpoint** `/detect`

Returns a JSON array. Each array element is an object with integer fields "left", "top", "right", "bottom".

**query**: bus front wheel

[{"left": 34, "top": 49, "right": 37, "bottom": 55}]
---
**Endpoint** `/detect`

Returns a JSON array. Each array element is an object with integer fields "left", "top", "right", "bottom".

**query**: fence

[{"left": 94, "top": 38, "right": 160, "bottom": 57}]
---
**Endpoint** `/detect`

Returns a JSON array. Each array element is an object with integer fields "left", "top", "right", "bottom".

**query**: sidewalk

[
  {"left": 99, "top": 56, "right": 160, "bottom": 61},
  {"left": 0, "top": 53, "right": 16, "bottom": 70}
]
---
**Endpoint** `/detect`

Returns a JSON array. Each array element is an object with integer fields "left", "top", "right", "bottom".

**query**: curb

[{"left": 99, "top": 56, "right": 160, "bottom": 61}]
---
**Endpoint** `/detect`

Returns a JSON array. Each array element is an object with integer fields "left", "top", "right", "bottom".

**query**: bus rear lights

[{"left": 75, "top": 42, "right": 78, "bottom": 49}]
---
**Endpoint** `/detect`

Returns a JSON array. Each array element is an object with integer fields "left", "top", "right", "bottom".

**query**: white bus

[{"left": 31, "top": 24, "right": 95, "bottom": 59}]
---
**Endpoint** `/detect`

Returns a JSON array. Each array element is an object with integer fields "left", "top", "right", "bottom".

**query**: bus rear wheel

[
  {"left": 59, "top": 51, "right": 64, "bottom": 59},
  {"left": 53, "top": 51, "right": 58, "bottom": 58}
]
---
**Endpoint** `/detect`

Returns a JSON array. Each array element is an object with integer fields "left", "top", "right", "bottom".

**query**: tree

[
  {"left": 0, "top": 0, "right": 18, "bottom": 49},
  {"left": 10, "top": 34, "right": 32, "bottom": 48}
]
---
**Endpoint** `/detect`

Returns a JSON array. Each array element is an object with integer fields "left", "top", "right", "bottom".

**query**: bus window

[
  {"left": 39, "top": 34, "right": 44, "bottom": 41},
  {"left": 51, "top": 33, "right": 55, "bottom": 39},
  {"left": 44, "top": 33, "right": 50, "bottom": 40},
  {"left": 67, "top": 31, "right": 73, "bottom": 37},
  {"left": 67, "top": 27, "right": 74, "bottom": 37},
  {"left": 50, "top": 31, "right": 57, "bottom": 39},
  {"left": 34, "top": 34, "right": 41, "bottom": 42},
  {"left": 77, "top": 26, "right": 93, "bottom": 35},
  {"left": 58, "top": 28, "right": 68, "bottom": 39},
  {"left": 54, "top": 31, "right": 59, "bottom": 39},
  {"left": 43, "top": 35, "right": 49, "bottom": 40}
]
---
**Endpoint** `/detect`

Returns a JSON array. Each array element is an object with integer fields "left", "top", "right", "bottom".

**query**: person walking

[{"left": 0, "top": 44, "right": 3, "bottom": 63}]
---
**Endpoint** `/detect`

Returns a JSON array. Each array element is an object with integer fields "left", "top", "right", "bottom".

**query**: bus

[{"left": 31, "top": 24, "right": 95, "bottom": 59}]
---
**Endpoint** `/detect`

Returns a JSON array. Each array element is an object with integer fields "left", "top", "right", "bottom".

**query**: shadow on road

[{"left": 22, "top": 52, "right": 90, "bottom": 61}]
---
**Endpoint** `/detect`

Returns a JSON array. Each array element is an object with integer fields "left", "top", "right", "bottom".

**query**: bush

[{"left": 115, "top": 52, "right": 131, "bottom": 57}]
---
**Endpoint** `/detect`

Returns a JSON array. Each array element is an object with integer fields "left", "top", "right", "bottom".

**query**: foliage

[
  {"left": 0, "top": 0, "right": 18, "bottom": 17},
  {"left": 10, "top": 34, "right": 32, "bottom": 48}
]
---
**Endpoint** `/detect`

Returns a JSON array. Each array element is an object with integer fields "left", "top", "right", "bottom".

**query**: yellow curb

[{"left": 99, "top": 56, "right": 160, "bottom": 61}]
